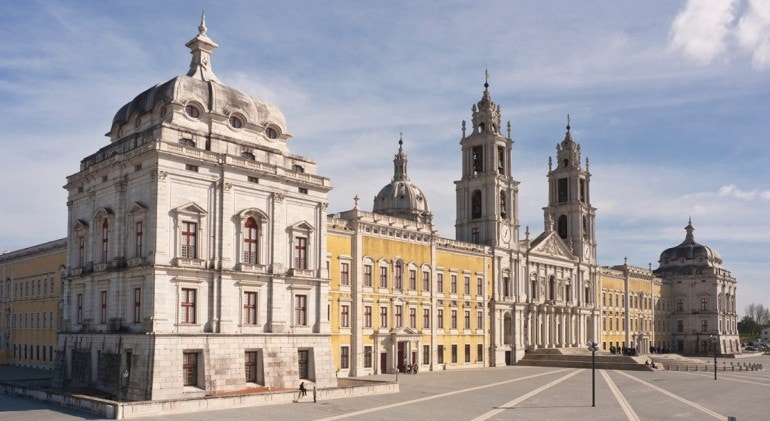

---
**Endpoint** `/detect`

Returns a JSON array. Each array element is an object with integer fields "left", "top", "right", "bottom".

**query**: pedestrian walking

[
  {"left": 298, "top": 381, "right": 306, "bottom": 401},
  {"left": 313, "top": 385, "right": 317, "bottom": 403}
]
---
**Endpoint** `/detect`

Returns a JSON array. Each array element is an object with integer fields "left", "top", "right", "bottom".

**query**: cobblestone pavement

[{"left": 2, "top": 355, "right": 769, "bottom": 421}]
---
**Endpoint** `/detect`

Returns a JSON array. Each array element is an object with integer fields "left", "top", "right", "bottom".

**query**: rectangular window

[
  {"left": 395, "top": 305, "right": 403, "bottom": 327},
  {"left": 478, "top": 344, "right": 484, "bottom": 362},
  {"left": 701, "top": 297, "right": 708, "bottom": 311},
  {"left": 452, "top": 345, "right": 458, "bottom": 363},
  {"left": 477, "top": 310, "right": 483, "bottom": 330},
  {"left": 409, "top": 270, "right": 417, "bottom": 290},
  {"left": 379, "top": 266, "right": 388, "bottom": 288},
  {"left": 181, "top": 288, "right": 196, "bottom": 323},
  {"left": 183, "top": 352, "right": 198, "bottom": 386},
  {"left": 422, "top": 271, "right": 430, "bottom": 292},
  {"left": 298, "top": 187, "right": 308, "bottom": 194},
  {"left": 464, "top": 276, "right": 471, "bottom": 295},
  {"left": 409, "top": 307, "right": 416, "bottom": 328},
  {"left": 364, "top": 346, "right": 372, "bottom": 368},
  {"left": 701, "top": 319, "right": 708, "bottom": 332},
  {"left": 101, "top": 220, "right": 109, "bottom": 262},
  {"left": 76, "top": 293, "right": 83, "bottom": 324},
  {"left": 437, "top": 345, "right": 444, "bottom": 364},
  {"left": 677, "top": 320, "right": 683, "bottom": 332},
  {"left": 244, "top": 291, "right": 258, "bottom": 325},
  {"left": 247, "top": 176, "right": 259, "bottom": 183},
  {"left": 677, "top": 298, "right": 683, "bottom": 312},
  {"left": 135, "top": 221, "right": 144, "bottom": 257},
  {"left": 245, "top": 351, "right": 258, "bottom": 383},
  {"left": 185, "top": 164, "right": 199, "bottom": 172},
  {"left": 437, "top": 309, "right": 444, "bottom": 329},
  {"left": 437, "top": 273, "right": 444, "bottom": 293},
  {"left": 477, "top": 277, "right": 483, "bottom": 296},
  {"left": 380, "top": 306, "right": 388, "bottom": 328},
  {"left": 471, "top": 227, "right": 479, "bottom": 243},
  {"left": 363, "top": 264, "right": 372, "bottom": 287},
  {"left": 294, "top": 237, "right": 307, "bottom": 269},
  {"left": 465, "top": 344, "right": 471, "bottom": 363},
  {"left": 364, "top": 305, "right": 372, "bottom": 328},
  {"left": 451, "top": 275, "right": 457, "bottom": 294},
  {"left": 423, "top": 345, "right": 430, "bottom": 365},
  {"left": 394, "top": 263, "right": 403, "bottom": 290},
  {"left": 341, "top": 304, "right": 350, "bottom": 328},
  {"left": 340, "top": 346, "right": 350, "bottom": 369},
  {"left": 340, "top": 262, "right": 350, "bottom": 286},
  {"left": 133, "top": 288, "right": 141, "bottom": 324},
  {"left": 78, "top": 235, "right": 85, "bottom": 267},
  {"left": 472, "top": 146, "right": 483, "bottom": 174},
  {"left": 295, "top": 295, "right": 307, "bottom": 325},
  {"left": 100, "top": 290, "right": 107, "bottom": 324},
  {"left": 423, "top": 308, "right": 430, "bottom": 329},
  {"left": 464, "top": 310, "right": 470, "bottom": 329},
  {"left": 451, "top": 310, "right": 457, "bottom": 329},
  {"left": 558, "top": 178, "right": 568, "bottom": 202},
  {"left": 181, "top": 221, "right": 197, "bottom": 259}
]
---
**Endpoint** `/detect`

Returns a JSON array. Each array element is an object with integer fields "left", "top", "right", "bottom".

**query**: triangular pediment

[
  {"left": 529, "top": 231, "right": 575, "bottom": 259},
  {"left": 288, "top": 220, "right": 315, "bottom": 233},
  {"left": 128, "top": 202, "right": 149, "bottom": 214},
  {"left": 174, "top": 202, "right": 207, "bottom": 216}
]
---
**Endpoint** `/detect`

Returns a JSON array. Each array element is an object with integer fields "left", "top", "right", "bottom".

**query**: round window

[
  {"left": 185, "top": 104, "right": 200, "bottom": 118},
  {"left": 266, "top": 127, "right": 278, "bottom": 139},
  {"left": 229, "top": 115, "right": 243, "bottom": 128}
]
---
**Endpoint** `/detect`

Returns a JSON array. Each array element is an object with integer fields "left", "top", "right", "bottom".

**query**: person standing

[
  {"left": 313, "top": 385, "right": 317, "bottom": 403},
  {"left": 299, "top": 381, "right": 306, "bottom": 400}
]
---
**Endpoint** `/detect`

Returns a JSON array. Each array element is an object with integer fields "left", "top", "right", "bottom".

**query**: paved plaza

[{"left": 1, "top": 355, "right": 768, "bottom": 420}]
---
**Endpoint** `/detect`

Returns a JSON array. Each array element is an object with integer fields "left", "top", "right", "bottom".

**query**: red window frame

[
  {"left": 294, "top": 237, "right": 307, "bottom": 269},
  {"left": 295, "top": 294, "right": 307, "bottom": 325},
  {"left": 135, "top": 221, "right": 144, "bottom": 257},
  {"left": 181, "top": 288, "right": 196, "bottom": 324},
  {"left": 181, "top": 221, "right": 197, "bottom": 259},
  {"left": 101, "top": 219, "right": 109, "bottom": 262},
  {"left": 243, "top": 217, "right": 258, "bottom": 264},
  {"left": 244, "top": 291, "right": 257, "bottom": 325}
]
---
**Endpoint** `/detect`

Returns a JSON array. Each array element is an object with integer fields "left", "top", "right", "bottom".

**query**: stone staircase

[{"left": 516, "top": 348, "right": 652, "bottom": 371}]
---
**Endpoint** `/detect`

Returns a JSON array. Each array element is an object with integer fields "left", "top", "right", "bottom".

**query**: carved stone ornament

[{"left": 274, "top": 192, "right": 285, "bottom": 203}]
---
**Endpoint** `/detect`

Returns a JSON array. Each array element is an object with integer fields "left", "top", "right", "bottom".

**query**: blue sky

[{"left": 1, "top": 1, "right": 768, "bottom": 316}]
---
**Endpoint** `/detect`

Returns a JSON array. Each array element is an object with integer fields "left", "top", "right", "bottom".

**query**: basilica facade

[{"left": 327, "top": 80, "right": 600, "bottom": 375}]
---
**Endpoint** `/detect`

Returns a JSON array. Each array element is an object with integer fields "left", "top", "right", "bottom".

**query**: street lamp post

[
  {"left": 588, "top": 341, "right": 599, "bottom": 407},
  {"left": 710, "top": 335, "right": 718, "bottom": 380}
]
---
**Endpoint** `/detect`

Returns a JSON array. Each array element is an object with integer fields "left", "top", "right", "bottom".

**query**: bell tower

[
  {"left": 543, "top": 117, "right": 596, "bottom": 263},
  {"left": 455, "top": 75, "right": 519, "bottom": 248}
]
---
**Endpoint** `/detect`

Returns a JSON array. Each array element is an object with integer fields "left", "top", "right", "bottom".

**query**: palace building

[
  {"left": 57, "top": 17, "right": 335, "bottom": 400},
  {"left": 0, "top": 19, "right": 742, "bottom": 399}
]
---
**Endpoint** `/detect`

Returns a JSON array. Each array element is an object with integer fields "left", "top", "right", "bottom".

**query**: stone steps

[{"left": 517, "top": 349, "right": 652, "bottom": 371}]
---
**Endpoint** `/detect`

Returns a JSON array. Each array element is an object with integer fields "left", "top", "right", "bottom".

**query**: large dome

[
  {"left": 107, "top": 16, "right": 288, "bottom": 144},
  {"left": 372, "top": 138, "right": 432, "bottom": 224},
  {"left": 657, "top": 219, "right": 723, "bottom": 270}
]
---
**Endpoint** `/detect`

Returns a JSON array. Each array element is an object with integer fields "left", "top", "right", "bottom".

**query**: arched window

[
  {"left": 557, "top": 215, "right": 568, "bottom": 239},
  {"left": 471, "top": 190, "right": 482, "bottom": 219},
  {"left": 243, "top": 217, "right": 259, "bottom": 264},
  {"left": 499, "top": 191, "right": 507, "bottom": 218}
]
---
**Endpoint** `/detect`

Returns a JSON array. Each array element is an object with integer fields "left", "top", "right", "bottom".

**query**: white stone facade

[{"left": 58, "top": 18, "right": 335, "bottom": 400}]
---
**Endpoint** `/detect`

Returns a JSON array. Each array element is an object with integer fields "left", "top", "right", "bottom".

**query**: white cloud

[
  {"left": 669, "top": 0, "right": 737, "bottom": 64},
  {"left": 736, "top": 0, "right": 770, "bottom": 68}
]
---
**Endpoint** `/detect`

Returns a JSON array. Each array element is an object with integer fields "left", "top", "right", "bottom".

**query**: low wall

[{"left": 1, "top": 378, "right": 398, "bottom": 419}]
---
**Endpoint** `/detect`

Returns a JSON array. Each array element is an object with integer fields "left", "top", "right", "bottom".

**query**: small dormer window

[
  {"left": 229, "top": 115, "right": 243, "bottom": 128},
  {"left": 185, "top": 105, "right": 200, "bottom": 118},
  {"left": 266, "top": 127, "right": 278, "bottom": 139}
]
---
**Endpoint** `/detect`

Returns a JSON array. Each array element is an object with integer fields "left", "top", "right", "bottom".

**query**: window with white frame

[
  {"left": 288, "top": 221, "right": 315, "bottom": 270},
  {"left": 243, "top": 217, "right": 259, "bottom": 264},
  {"left": 341, "top": 304, "right": 350, "bottom": 328},
  {"left": 363, "top": 263, "right": 373, "bottom": 287},
  {"left": 340, "top": 262, "right": 350, "bottom": 286},
  {"left": 364, "top": 305, "right": 372, "bottom": 328},
  {"left": 173, "top": 203, "right": 207, "bottom": 262}
]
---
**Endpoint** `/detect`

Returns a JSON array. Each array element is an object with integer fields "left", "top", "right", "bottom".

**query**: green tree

[{"left": 738, "top": 315, "right": 760, "bottom": 337}]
